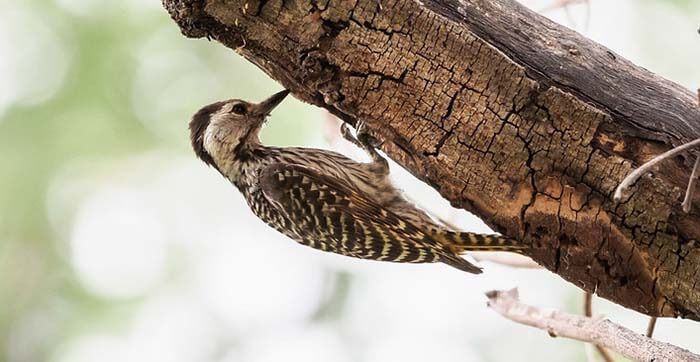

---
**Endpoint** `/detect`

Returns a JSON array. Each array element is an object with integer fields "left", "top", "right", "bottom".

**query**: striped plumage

[{"left": 189, "top": 90, "right": 527, "bottom": 274}]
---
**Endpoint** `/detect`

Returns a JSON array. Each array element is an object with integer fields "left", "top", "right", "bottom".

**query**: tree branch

[
  {"left": 486, "top": 289, "right": 700, "bottom": 362},
  {"left": 162, "top": 0, "right": 700, "bottom": 319}
]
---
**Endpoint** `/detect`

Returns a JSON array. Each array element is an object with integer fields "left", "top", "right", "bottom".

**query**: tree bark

[{"left": 162, "top": 0, "right": 700, "bottom": 319}]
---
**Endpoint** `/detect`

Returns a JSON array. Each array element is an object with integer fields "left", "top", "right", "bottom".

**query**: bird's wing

[{"left": 258, "top": 163, "right": 483, "bottom": 273}]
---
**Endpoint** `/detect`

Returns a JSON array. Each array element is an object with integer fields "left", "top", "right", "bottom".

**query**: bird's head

[{"left": 189, "top": 89, "right": 290, "bottom": 168}]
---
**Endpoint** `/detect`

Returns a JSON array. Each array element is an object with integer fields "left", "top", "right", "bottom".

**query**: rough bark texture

[{"left": 163, "top": 0, "right": 700, "bottom": 319}]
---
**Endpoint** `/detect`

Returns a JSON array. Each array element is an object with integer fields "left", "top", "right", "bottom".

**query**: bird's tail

[{"left": 431, "top": 230, "right": 526, "bottom": 253}]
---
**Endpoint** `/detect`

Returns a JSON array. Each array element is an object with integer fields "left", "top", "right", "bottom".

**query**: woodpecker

[{"left": 189, "top": 89, "right": 527, "bottom": 274}]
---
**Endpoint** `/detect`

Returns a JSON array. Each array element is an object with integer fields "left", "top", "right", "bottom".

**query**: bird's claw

[
  {"left": 341, "top": 121, "right": 382, "bottom": 154},
  {"left": 356, "top": 121, "right": 382, "bottom": 149},
  {"left": 340, "top": 123, "right": 358, "bottom": 145}
]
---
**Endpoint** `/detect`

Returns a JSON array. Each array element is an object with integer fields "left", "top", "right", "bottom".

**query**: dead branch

[{"left": 486, "top": 289, "right": 700, "bottom": 362}]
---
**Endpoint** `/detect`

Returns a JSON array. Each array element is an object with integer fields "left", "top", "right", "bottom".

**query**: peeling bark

[{"left": 162, "top": 0, "right": 700, "bottom": 319}]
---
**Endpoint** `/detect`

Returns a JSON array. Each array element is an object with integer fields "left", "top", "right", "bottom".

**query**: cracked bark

[{"left": 163, "top": 0, "right": 700, "bottom": 319}]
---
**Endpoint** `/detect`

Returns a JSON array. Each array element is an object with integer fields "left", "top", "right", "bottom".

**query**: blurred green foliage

[
  {"left": 0, "top": 2, "right": 316, "bottom": 360},
  {"left": 660, "top": 0, "right": 700, "bottom": 10}
]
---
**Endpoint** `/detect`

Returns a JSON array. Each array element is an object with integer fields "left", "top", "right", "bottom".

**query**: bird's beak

[{"left": 254, "top": 89, "right": 290, "bottom": 118}]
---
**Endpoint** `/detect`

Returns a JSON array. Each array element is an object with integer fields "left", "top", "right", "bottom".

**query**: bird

[{"left": 188, "top": 89, "right": 528, "bottom": 274}]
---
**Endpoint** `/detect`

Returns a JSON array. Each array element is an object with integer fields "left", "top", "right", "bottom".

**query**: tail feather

[
  {"left": 431, "top": 230, "right": 526, "bottom": 253},
  {"left": 439, "top": 254, "right": 483, "bottom": 274}
]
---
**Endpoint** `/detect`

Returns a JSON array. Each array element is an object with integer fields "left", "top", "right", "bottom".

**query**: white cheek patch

[
  {"left": 203, "top": 124, "right": 217, "bottom": 157},
  {"left": 203, "top": 106, "right": 231, "bottom": 156},
  {"left": 203, "top": 111, "right": 244, "bottom": 159}
]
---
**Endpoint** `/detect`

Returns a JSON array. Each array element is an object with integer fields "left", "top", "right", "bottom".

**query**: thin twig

[
  {"left": 486, "top": 289, "right": 700, "bottom": 362},
  {"left": 583, "top": 291, "right": 593, "bottom": 316},
  {"left": 684, "top": 89, "right": 700, "bottom": 212},
  {"left": 681, "top": 157, "right": 700, "bottom": 213},
  {"left": 471, "top": 252, "right": 542, "bottom": 269},
  {"left": 562, "top": 3, "right": 576, "bottom": 29},
  {"left": 582, "top": 0, "right": 591, "bottom": 32},
  {"left": 613, "top": 138, "right": 700, "bottom": 202},
  {"left": 540, "top": 0, "right": 587, "bottom": 13},
  {"left": 647, "top": 316, "right": 658, "bottom": 338},
  {"left": 539, "top": 0, "right": 592, "bottom": 31},
  {"left": 583, "top": 292, "right": 614, "bottom": 362}
]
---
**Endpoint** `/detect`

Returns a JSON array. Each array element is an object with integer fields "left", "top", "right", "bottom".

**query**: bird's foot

[
  {"left": 355, "top": 121, "right": 382, "bottom": 149},
  {"left": 341, "top": 122, "right": 362, "bottom": 148}
]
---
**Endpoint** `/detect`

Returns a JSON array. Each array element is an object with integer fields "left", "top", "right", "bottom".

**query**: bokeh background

[{"left": 1, "top": 0, "right": 699, "bottom": 361}]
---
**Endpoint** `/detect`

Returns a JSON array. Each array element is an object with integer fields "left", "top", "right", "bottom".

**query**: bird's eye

[{"left": 231, "top": 104, "right": 247, "bottom": 115}]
